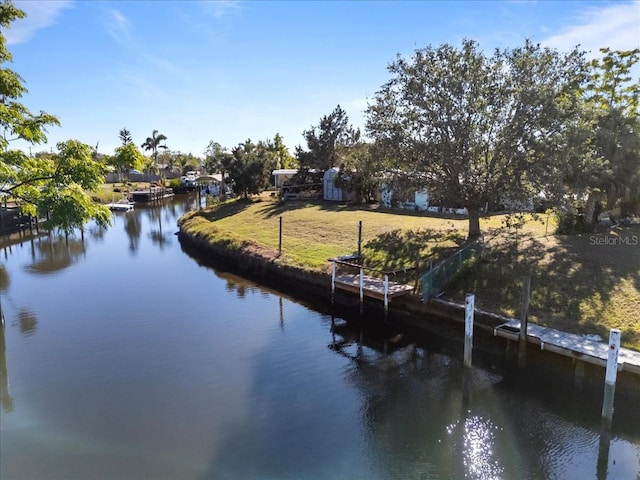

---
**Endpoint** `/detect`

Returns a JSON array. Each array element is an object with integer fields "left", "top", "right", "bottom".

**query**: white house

[{"left": 381, "top": 184, "right": 430, "bottom": 211}]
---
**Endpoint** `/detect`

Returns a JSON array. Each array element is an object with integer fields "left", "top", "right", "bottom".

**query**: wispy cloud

[
  {"left": 5, "top": 0, "right": 73, "bottom": 45},
  {"left": 201, "top": 0, "right": 243, "bottom": 20},
  {"left": 543, "top": 1, "right": 640, "bottom": 55},
  {"left": 106, "top": 9, "right": 132, "bottom": 46}
]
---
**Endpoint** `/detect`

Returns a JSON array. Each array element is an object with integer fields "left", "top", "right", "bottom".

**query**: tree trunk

[
  {"left": 467, "top": 206, "right": 481, "bottom": 239},
  {"left": 585, "top": 190, "right": 600, "bottom": 226}
]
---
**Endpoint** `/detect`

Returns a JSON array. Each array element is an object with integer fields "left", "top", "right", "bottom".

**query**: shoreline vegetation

[{"left": 177, "top": 193, "right": 640, "bottom": 352}]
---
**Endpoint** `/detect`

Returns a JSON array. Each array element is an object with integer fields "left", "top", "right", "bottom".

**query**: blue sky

[{"left": 5, "top": 0, "right": 640, "bottom": 158}]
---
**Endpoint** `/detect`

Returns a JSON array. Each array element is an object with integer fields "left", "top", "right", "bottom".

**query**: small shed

[{"left": 323, "top": 167, "right": 343, "bottom": 201}]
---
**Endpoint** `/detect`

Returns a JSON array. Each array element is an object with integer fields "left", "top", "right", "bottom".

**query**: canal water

[{"left": 0, "top": 198, "right": 638, "bottom": 480}]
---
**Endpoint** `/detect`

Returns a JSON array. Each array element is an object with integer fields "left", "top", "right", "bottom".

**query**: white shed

[
  {"left": 323, "top": 167, "right": 343, "bottom": 201},
  {"left": 272, "top": 169, "right": 298, "bottom": 189}
]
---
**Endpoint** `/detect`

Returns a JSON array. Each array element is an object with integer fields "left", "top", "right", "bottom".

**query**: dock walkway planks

[
  {"left": 334, "top": 274, "right": 414, "bottom": 301},
  {"left": 494, "top": 320, "right": 640, "bottom": 375}
]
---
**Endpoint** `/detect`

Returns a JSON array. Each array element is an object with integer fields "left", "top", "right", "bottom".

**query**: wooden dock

[
  {"left": 329, "top": 256, "right": 416, "bottom": 313},
  {"left": 131, "top": 187, "right": 174, "bottom": 203},
  {"left": 334, "top": 274, "right": 414, "bottom": 301},
  {"left": 494, "top": 320, "right": 640, "bottom": 375}
]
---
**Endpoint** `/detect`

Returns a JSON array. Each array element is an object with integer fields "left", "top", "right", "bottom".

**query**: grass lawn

[{"left": 179, "top": 194, "right": 640, "bottom": 350}]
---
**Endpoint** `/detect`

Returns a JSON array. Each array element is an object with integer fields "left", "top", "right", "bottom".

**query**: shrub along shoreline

[{"left": 177, "top": 195, "right": 640, "bottom": 351}]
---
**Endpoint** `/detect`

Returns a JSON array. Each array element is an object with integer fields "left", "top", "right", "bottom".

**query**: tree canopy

[
  {"left": 296, "top": 105, "right": 360, "bottom": 172},
  {"left": 0, "top": 1, "right": 109, "bottom": 233},
  {"left": 227, "top": 139, "right": 273, "bottom": 198},
  {"left": 581, "top": 48, "right": 640, "bottom": 222},
  {"left": 366, "top": 39, "right": 588, "bottom": 237}
]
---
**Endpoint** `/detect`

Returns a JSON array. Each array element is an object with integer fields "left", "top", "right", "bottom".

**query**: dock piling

[
  {"left": 464, "top": 294, "right": 474, "bottom": 368},
  {"left": 601, "top": 328, "right": 621, "bottom": 430},
  {"left": 330, "top": 261, "right": 336, "bottom": 305}
]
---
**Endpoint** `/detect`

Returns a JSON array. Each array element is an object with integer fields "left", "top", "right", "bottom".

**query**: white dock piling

[
  {"left": 383, "top": 275, "right": 389, "bottom": 313},
  {"left": 601, "top": 328, "right": 621, "bottom": 429},
  {"left": 331, "top": 261, "right": 336, "bottom": 300},
  {"left": 464, "top": 294, "right": 475, "bottom": 368}
]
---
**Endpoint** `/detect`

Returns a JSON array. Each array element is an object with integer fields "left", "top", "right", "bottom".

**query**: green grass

[
  {"left": 446, "top": 227, "right": 640, "bottom": 350},
  {"left": 179, "top": 195, "right": 640, "bottom": 350}
]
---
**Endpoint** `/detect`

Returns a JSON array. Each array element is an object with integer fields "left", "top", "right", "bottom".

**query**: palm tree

[{"left": 141, "top": 129, "right": 168, "bottom": 182}]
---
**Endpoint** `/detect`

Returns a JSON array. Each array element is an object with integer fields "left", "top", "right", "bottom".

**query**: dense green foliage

[
  {"left": 227, "top": 140, "right": 273, "bottom": 197},
  {"left": 295, "top": 105, "right": 360, "bottom": 172},
  {"left": 0, "top": 1, "right": 110, "bottom": 233},
  {"left": 111, "top": 142, "right": 144, "bottom": 177},
  {"left": 366, "top": 39, "right": 589, "bottom": 237}
]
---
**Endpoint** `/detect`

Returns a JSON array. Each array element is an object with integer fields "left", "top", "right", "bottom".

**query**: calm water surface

[{"left": 0, "top": 197, "right": 638, "bottom": 480}]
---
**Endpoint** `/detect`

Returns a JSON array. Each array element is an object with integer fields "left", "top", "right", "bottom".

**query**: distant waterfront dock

[{"left": 131, "top": 187, "right": 175, "bottom": 203}]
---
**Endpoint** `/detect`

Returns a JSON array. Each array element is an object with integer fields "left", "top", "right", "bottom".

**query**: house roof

[{"left": 272, "top": 169, "right": 299, "bottom": 176}]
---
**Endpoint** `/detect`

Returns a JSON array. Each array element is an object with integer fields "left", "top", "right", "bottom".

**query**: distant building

[
  {"left": 323, "top": 167, "right": 343, "bottom": 201},
  {"left": 272, "top": 169, "right": 298, "bottom": 189}
]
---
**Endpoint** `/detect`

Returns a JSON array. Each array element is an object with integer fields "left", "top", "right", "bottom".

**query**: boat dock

[
  {"left": 333, "top": 274, "right": 414, "bottom": 301},
  {"left": 494, "top": 319, "right": 640, "bottom": 375},
  {"left": 330, "top": 255, "right": 416, "bottom": 312},
  {"left": 106, "top": 202, "right": 134, "bottom": 212},
  {"left": 131, "top": 187, "right": 174, "bottom": 203}
]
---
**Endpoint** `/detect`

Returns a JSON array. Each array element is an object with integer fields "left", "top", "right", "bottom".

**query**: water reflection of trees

[
  {"left": 25, "top": 234, "right": 86, "bottom": 274},
  {"left": 17, "top": 308, "right": 37, "bottom": 335},
  {"left": 147, "top": 204, "right": 173, "bottom": 250},
  {"left": 0, "top": 321, "right": 13, "bottom": 412},
  {"left": 123, "top": 212, "right": 142, "bottom": 254}
]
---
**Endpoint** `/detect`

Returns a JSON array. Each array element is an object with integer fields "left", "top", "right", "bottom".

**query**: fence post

[
  {"left": 357, "top": 221, "right": 362, "bottom": 258},
  {"left": 278, "top": 216, "right": 283, "bottom": 255}
]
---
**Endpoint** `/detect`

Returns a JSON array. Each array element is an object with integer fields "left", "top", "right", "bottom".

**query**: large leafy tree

[
  {"left": 296, "top": 105, "right": 360, "bottom": 171},
  {"left": 366, "top": 39, "right": 587, "bottom": 238},
  {"left": 111, "top": 142, "right": 144, "bottom": 179},
  {"left": 333, "top": 141, "right": 389, "bottom": 204},
  {"left": 583, "top": 48, "right": 640, "bottom": 221},
  {"left": 0, "top": 2, "right": 109, "bottom": 233},
  {"left": 227, "top": 139, "right": 272, "bottom": 198}
]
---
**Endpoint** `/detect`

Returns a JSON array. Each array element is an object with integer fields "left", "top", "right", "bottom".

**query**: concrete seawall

[{"left": 177, "top": 228, "right": 640, "bottom": 397}]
